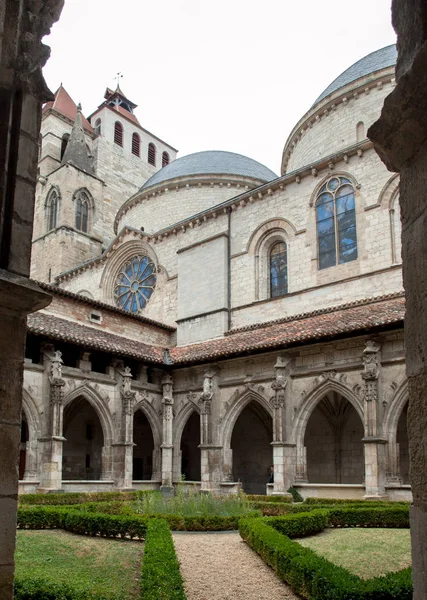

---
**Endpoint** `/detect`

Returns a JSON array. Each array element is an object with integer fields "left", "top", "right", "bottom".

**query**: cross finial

[{"left": 114, "top": 72, "right": 123, "bottom": 88}]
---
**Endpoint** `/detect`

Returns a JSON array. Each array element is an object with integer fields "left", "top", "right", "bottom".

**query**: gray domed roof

[
  {"left": 140, "top": 150, "right": 278, "bottom": 190},
  {"left": 313, "top": 44, "right": 397, "bottom": 106}
]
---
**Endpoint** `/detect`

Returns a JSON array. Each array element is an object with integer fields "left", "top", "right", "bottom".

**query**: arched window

[
  {"left": 60, "top": 133, "right": 70, "bottom": 160},
  {"left": 114, "top": 255, "right": 157, "bottom": 313},
  {"left": 162, "top": 151, "right": 170, "bottom": 167},
  {"left": 148, "top": 143, "right": 156, "bottom": 166},
  {"left": 114, "top": 122, "right": 123, "bottom": 147},
  {"left": 316, "top": 176, "right": 357, "bottom": 270},
  {"left": 356, "top": 121, "right": 365, "bottom": 142},
  {"left": 269, "top": 242, "right": 288, "bottom": 298},
  {"left": 94, "top": 118, "right": 101, "bottom": 136},
  {"left": 132, "top": 133, "right": 140, "bottom": 157},
  {"left": 46, "top": 189, "right": 59, "bottom": 230},
  {"left": 75, "top": 190, "right": 90, "bottom": 233}
]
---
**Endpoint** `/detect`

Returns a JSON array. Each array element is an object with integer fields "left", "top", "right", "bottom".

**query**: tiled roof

[
  {"left": 43, "top": 85, "right": 93, "bottom": 132},
  {"left": 27, "top": 312, "right": 165, "bottom": 363},
  {"left": 169, "top": 295, "right": 405, "bottom": 365},
  {"left": 35, "top": 281, "right": 176, "bottom": 331},
  {"left": 313, "top": 45, "right": 397, "bottom": 106},
  {"left": 140, "top": 151, "right": 278, "bottom": 191}
]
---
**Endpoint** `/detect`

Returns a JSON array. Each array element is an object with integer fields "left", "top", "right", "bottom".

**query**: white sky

[{"left": 42, "top": 0, "right": 396, "bottom": 174}]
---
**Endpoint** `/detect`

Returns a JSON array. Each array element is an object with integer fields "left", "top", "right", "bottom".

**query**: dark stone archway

[
  {"left": 231, "top": 401, "right": 272, "bottom": 494},
  {"left": 181, "top": 411, "right": 201, "bottom": 481},
  {"left": 133, "top": 410, "right": 154, "bottom": 480}
]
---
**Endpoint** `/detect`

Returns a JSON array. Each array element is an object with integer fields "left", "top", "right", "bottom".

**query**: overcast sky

[{"left": 42, "top": 0, "right": 396, "bottom": 174}]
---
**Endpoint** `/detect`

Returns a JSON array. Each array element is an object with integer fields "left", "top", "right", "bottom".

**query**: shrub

[
  {"left": 287, "top": 487, "right": 304, "bottom": 503},
  {"left": 14, "top": 578, "right": 111, "bottom": 600},
  {"left": 328, "top": 506, "right": 410, "bottom": 528},
  {"left": 304, "top": 497, "right": 410, "bottom": 506},
  {"left": 239, "top": 516, "right": 412, "bottom": 599},
  {"left": 141, "top": 519, "right": 186, "bottom": 600},
  {"left": 268, "top": 509, "right": 329, "bottom": 538},
  {"left": 245, "top": 494, "right": 292, "bottom": 503},
  {"left": 18, "top": 490, "right": 153, "bottom": 506}
]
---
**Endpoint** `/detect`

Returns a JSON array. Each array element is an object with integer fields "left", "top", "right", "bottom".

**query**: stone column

[
  {"left": 112, "top": 367, "right": 135, "bottom": 490},
  {"left": 161, "top": 373, "right": 174, "bottom": 495},
  {"left": 38, "top": 350, "right": 66, "bottom": 491},
  {"left": 361, "top": 341, "right": 387, "bottom": 499},
  {"left": 0, "top": 1, "right": 63, "bottom": 596},
  {"left": 270, "top": 356, "right": 293, "bottom": 497},
  {"left": 369, "top": 14, "right": 427, "bottom": 593},
  {"left": 386, "top": 442, "right": 402, "bottom": 486},
  {"left": 199, "top": 369, "right": 222, "bottom": 493}
]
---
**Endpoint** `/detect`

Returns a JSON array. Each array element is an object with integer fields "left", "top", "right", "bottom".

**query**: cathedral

[{"left": 21, "top": 44, "right": 409, "bottom": 500}]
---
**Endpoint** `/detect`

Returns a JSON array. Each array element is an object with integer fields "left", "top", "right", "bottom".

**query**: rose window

[{"left": 114, "top": 255, "right": 156, "bottom": 313}]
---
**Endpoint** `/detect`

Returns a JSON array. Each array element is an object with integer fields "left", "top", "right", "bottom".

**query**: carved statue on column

[
  {"left": 49, "top": 350, "right": 65, "bottom": 437},
  {"left": 199, "top": 369, "right": 215, "bottom": 444},
  {"left": 162, "top": 373, "right": 174, "bottom": 422},
  {"left": 361, "top": 340, "right": 381, "bottom": 437},
  {"left": 270, "top": 356, "right": 289, "bottom": 442},
  {"left": 121, "top": 366, "right": 136, "bottom": 418}
]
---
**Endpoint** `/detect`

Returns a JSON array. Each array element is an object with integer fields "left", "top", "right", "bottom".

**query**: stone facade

[{"left": 16, "top": 43, "right": 412, "bottom": 510}]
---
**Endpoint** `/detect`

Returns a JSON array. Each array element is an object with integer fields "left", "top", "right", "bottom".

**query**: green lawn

[
  {"left": 15, "top": 530, "right": 144, "bottom": 599},
  {"left": 297, "top": 528, "right": 411, "bottom": 579}
]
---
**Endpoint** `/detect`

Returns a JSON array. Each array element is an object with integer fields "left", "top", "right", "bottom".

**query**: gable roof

[{"left": 43, "top": 85, "right": 93, "bottom": 133}]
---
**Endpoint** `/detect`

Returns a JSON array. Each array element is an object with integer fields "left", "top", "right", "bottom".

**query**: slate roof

[
  {"left": 140, "top": 151, "right": 278, "bottom": 191},
  {"left": 169, "top": 294, "right": 405, "bottom": 365},
  {"left": 313, "top": 45, "right": 397, "bottom": 106},
  {"left": 27, "top": 312, "right": 165, "bottom": 363}
]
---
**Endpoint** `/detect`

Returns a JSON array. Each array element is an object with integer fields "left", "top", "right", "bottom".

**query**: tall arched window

[
  {"left": 316, "top": 176, "right": 357, "bottom": 270},
  {"left": 356, "top": 121, "right": 365, "bottom": 142},
  {"left": 148, "top": 143, "right": 156, "bottom": 166},
  {"left": 132, "top": 133, "right": 140, "bottom": 157},
  {"left": 46, "top": 189, "right": 58, "bottom": 231},
  {"left": 269, "top": 242, "right": 288, "bottom": 298},
  {"left": 114, "top": 122, "right": 123, "bottom": 147},
  {"left": 94, "top": 118, "right": 101, "bottom": 136},
  {"left": 75, "top": 190, "right": 90, "bottom": 233},
  {"left": 162, "top": 151, "right": 170, "bottom": 167},
  {"left": 61, "top": 133, "right": 70, "bottom": 160}
]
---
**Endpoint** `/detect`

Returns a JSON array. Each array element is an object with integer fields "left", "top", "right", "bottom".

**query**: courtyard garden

[{"left": 15, "top": 490, "right": 413, "bottom": 599}]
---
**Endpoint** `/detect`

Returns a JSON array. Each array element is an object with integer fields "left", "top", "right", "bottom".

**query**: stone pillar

[
  {"left": 361, "top": 341, "right": 387, "bottom": 499},
  {"left": 161, "top": 373, "right": 174, "bottom": 495},
  {"left": 199, "top": 369, "right": 222, "bottom": 493},
  {"left": 0, "top": 1, "right": 63, "bottom": 595},
  {"left": 112, "top": 367, "right": 135, "bottom": 490},
  {"left": 38, "top": 350, "right": 66, "bottom": 491},
  {"left": 369, "top": 12, "right": 427, "bottom": 593},
  {"left": 386, "top": 442, "right": 402, "bottom": 486},
  {"left": 270, "top": 356, "right": 293, "bottom": 498},
  {"left": 295, "top": 445, "right": 308, "bottom": 483}
]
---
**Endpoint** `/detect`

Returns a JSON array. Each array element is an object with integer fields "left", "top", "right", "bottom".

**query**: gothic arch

[
  {"left": 22, "top": 388, "right": 41, "bottom": 441},
  {"left": 383, "top": 378, "right": 409, "bottom": 443},
  {"left": 292, "top": 376, "right": 364, "bottom": 447},
  {"left": 100, "top": 239, "right": 159, "bottom": 306},
  {"left": 309, "top": 171, "right": 360, "bottom": 208},
  {"left": 133, "top": 397, "right": 162, "bottom": 449},
  {"left": 63, "top": 384, "right": 113, "bottom": 445},
  {"left": 246, "top": 217, "right": 298, "bottom": 254},
  {"left": 173, "top": 400, "right": 200, "bottom": 450},
  {"left": 72, "top": 188, "right": 95, "bottom": 233},
  {"left": 44, "top": 185, "right": 61, "bottom": 231},
  {"left": 377, "top": 173, "right": 400, "bottom": 209},
  {"left": 221, "top": 387, "right": 273, "bottom": 451}
]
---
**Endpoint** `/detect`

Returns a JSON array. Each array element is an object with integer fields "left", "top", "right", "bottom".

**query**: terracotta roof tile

[
  {"left": 27, "top": 312, "right": 165, "bottom": 364},
  {"left": 169, "top": 295, "right": 405, "bottom": 365},
  {"left": 43, "top": 85, "right": 93, "bottom": 133}
]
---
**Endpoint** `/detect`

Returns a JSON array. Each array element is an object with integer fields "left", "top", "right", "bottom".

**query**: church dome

[
  {"left": 140, "top": 150, "right": 278, "bottom": 191},
  {"left": 313, "top": 45, "right": 397, "bottom": 107}
]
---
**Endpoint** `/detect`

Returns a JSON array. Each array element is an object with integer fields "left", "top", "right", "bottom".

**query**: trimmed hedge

[
  {"left": 141, "top": 519, "right": 187, "bottom": 600},
  {"left": 304, "top": 497, "right": 410, "bottom": 506},
  {"left": 268, "top": 509, "right": 329, "bottom": 538},
  {"left": 17, "top": 505, "right": 257, "bottom": 532},
  {"left": 328, "top": 506, "right": 410, "bottom": 528},
  {"left": 18, "top": 490, "right": 153, "bottom": 506},
  {"left": 17, "top": 506, "right": 148, "bottom": 539},
  {"left": 245, "top": 494, "right": 292, "bottom": 503},
  {"left": 14, "top": 578, "right": 111, "bottom": 600},
  {"left": 239, "top": 515, "right": 412, "bottom": 599}
]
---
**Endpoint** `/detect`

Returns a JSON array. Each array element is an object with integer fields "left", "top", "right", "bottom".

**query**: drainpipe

[{"left": 227, "top": 206, "right": 232, "bottom": 331}]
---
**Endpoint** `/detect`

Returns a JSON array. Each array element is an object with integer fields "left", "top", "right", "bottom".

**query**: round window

[{"left": 114, "top": 255, "right": 156, "bottom": 313}]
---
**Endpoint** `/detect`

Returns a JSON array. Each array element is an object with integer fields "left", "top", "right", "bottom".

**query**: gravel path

[{"left": 172, "top": 531, "right": 300, "bottom": 600}]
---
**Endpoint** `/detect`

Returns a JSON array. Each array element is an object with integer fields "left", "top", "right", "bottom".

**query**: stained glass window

[
  {"left": 270, "top": 242, "right": 288, "bottom": 298},
  {"left": 114, "top": 255, "right": 156, "bottom": 313},
  {"left": 316, "top": 177, "right": 357, "bottom": 270},
  {"left": 48, "top": 191, "right": 58, "bottom": 230},
  {"left": 75, "top": 191, "right": 89, "bottom": 233}
]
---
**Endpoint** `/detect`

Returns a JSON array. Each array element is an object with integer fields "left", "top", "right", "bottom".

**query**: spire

[{"left": 61, "top": 105, "right": 94, "bottom": 175}]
